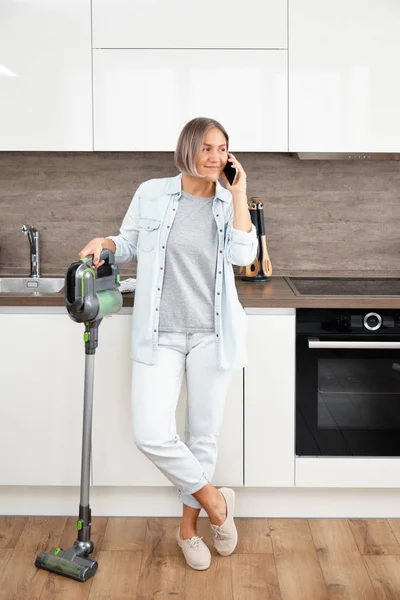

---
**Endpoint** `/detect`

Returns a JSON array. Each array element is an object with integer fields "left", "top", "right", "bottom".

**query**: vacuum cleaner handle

[
  {"left": 99, "top": 248, "right": 115, "bottom": 265},
  {"left": 81, "top": 248, "right": 115, "bottom": 271}
]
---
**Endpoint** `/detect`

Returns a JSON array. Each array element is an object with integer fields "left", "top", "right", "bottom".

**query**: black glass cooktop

[{"left": 285, "top": 277, "right": 400, "bottom": 297}]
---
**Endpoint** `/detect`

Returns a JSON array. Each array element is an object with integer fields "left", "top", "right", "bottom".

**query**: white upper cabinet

[
  {"left": 0, "top": 0, "right": 92, "bottom": 151},
  {"left": 289, "top": 0, "right": 400, "bottom": 152},
  {"left": 93, "top": 49, "right": 288, "bottom": 151},
  {"left": 92, "top": 0, "right": 287, "bottom": 49}
]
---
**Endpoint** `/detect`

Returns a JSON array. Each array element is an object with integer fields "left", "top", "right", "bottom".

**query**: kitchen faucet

[{"left": 21, "top": 224, "right": 40, "bottom": 278}]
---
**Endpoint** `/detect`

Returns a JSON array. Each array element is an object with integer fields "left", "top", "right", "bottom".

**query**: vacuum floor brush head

[{"left": 35, "top": 549, "right": 98, "bottom": 582}]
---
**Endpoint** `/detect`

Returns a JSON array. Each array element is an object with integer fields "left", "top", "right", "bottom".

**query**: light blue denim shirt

[{"left": 106, "top": 172, "right": 258, "bottom": 371}]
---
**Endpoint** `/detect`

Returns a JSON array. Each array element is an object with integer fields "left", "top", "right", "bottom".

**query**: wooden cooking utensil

[{"left": 257, "top": 201, "right": 272, "bottom": 277}]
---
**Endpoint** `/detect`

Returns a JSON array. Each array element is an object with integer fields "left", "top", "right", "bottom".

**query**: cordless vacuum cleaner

[{"left": 34, "top": 249, "right": 123, "bottom": 582}]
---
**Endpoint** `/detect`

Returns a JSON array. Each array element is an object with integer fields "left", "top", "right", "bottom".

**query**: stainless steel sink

[{"left": 0, "top": 277, "right": 65, "bottom": 294}]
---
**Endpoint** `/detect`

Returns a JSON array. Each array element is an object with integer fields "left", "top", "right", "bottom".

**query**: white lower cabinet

[
  {"left": 0, "top": 313, "right": 85, "bottom": 486},
  {"left": 93, "top": 49, "right": 288, "bottom": 151},
  {"left": 91, "top": 313, "right": 244, "bottom": 487},
  {"left": 244, "top": 309, "right": 296, "bottom": 487}
]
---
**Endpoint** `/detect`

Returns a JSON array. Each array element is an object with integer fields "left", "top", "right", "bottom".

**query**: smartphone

[{"left": 223, "top": 158, "right": 238, "bottom": 186}]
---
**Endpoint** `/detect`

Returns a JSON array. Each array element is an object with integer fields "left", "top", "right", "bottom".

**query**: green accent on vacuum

[
  {"left": 84, "top": 332, "right": 89, "bottom": 342},
  {"left": 54, "top": 547, "right": 62, "bottom": 555},
  {"left": 77, "top": 520, "right": 83, "bottom": 531},
  {"left": 117, "top": 274, "right": 120, "bottom": 283}
]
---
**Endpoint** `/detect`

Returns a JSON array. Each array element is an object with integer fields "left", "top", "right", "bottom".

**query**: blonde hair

[{"left": 174, "top": 117, "right": 229, "bottom": 178}]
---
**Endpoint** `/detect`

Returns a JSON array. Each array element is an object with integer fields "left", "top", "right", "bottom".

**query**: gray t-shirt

[{"left": 158, "top": 190, "right": 218, "bottom": 333}]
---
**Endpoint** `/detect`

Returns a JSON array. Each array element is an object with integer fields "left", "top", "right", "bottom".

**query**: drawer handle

[{"left": 308, "top": 337, "right": 400, "bottom": 349}]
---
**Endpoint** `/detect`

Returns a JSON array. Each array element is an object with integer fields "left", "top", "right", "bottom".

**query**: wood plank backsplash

[{"left": 1, "top": 152, "right": 399, "bottom": 277}]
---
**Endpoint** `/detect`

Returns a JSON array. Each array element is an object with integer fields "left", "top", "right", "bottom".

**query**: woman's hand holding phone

[{"left": 221, "top": 152, "right": 247, "bottom": 194}]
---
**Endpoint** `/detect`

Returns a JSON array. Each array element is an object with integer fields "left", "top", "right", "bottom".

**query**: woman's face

[{"left": 195, "top": 127, "right": 228, "bottom": 182}]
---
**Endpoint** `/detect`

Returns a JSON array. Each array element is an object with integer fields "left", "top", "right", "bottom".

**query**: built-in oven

[{"left": 296, "top": 308, "right": 400, "bottom": 457}]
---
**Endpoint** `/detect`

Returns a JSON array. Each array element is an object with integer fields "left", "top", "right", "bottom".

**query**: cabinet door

[
  {"left": 92, "top": 0, "right": 287, "bottom": 49},
  {"left": 92, "top": 314, "right": 243, "bottom": 486},
  {"left": 0, "top": 314, "right": 85, "bottom": 486},
  {"left": 93, "top": 49, "right": 287, "bottom": 151},
  {"left": 0, "top": 0, "right": 92, "bottom": 150},
  {"left": 244, "top": 310, "right": 295, "bottom": 487},
  {"left": 289, "top": 0, "right": 400, "bottom": 152}
]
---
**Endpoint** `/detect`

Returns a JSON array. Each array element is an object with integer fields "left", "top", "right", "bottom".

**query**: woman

[{"left": 78, "top": 117, "right": 258, "bottom": 571}]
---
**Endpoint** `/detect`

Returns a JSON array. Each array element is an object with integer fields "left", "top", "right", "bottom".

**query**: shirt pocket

[{"left": 138, "top": 216, "right": 161, "bottom": 252}]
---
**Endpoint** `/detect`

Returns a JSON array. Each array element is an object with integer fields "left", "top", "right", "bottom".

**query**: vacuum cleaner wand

[{"left": 35, "top": 249, "right": 123, "bottom": 582}]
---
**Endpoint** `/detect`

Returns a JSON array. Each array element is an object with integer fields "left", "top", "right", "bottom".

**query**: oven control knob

[{"left": 364, "top": 312, "right": 382, "bottom": 331}]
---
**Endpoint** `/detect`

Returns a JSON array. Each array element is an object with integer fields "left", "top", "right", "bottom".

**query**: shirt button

[
  {"left": 217, "top": 292, "right": 220, "bottom": 295},
  {"left": 218, "top": 271, "right": 221, "bottom": 274},
  {"left": 173, "top": 208, "right": 176, "bottom": 211},
  {"left": 162, "top": 245, "right": 165, "bottom": 249},
  {"left": 160, "top": 267, "right": 163, "bottom": 270},
  {"left": 219, "top": 229, "right": 222, "bottom": 232},
  {"left": 219, "top": 250, "right": 222, "bottom": 253},
  {"left": 216, "top": 214, "right": 219, "bottom": 217},
  {"left": 157, "top": 287, "right": 160, "bottom": 290},
  {"left": 216, "top": 312, "right": 219, "bottom": 316},
  {"left": 167, "top": 225, "right": 170, "bottom": 228},
  {"left": 154, "top": 329, "right": 157, "bottom": 332},
  {"left": 156, "top": 308, "right": 158, "bottom": 311},
  {"left": 216, "top": 333, "right": 219, "bottom": 337}
]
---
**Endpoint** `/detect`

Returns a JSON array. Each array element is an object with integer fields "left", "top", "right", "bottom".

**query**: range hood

[{"left": 296, "top": 153, "right": 400, "bottom": 160}]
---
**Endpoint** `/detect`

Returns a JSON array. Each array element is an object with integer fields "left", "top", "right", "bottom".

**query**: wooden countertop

[{"left": 1, "top": 276, "right": 400, "bottom": 309}]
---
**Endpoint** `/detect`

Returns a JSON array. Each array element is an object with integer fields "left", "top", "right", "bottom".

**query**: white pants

[{"left": 131, "top": 331, "right": 234, "bottom": 509}]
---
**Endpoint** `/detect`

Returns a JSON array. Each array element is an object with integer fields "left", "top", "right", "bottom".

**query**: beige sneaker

[
  {"left": 210, "top": 487, "right": 238, "bottom": 556},
  {"left": 176, "top": 527, "right": 211, "bottom": 570}
]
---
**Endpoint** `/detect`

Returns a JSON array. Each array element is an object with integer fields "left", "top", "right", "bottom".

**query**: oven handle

[{"left": 308, "top": 337, "right": 400, "bottom": 349}]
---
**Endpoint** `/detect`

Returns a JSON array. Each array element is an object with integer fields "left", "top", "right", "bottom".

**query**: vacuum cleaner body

[
  {"left": 65, "top": 248, "right": 122, "bottom": 324},
  {"left": 35, "top": 249, "right": 123, "bottom": 582}
]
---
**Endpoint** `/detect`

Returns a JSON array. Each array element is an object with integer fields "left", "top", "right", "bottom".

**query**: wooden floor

[{"left": 2, "top": 515, "right": 400, "bottom": 599}]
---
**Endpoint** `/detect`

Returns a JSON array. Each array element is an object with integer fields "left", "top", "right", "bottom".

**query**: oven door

[{"left": 296, "top": 335, "right": 400, "bottom": 456}]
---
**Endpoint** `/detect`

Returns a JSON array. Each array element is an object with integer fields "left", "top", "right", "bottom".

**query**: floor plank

[
  {"left": 135, "top": 518, "right": 186, "bottom": 600},
  {"left": 88, "top": 550, "right": 143, "bottom": 600},
  {"left": 231, "top": 553, "right": 281, "bottom": 600},
  {"left": 363, "top": 555, "right": 400, "bottom": 600},
  {"left": 348, "top": 519, "right": 400, "bottom": 556},
  {"left": 309, "top": 519, "right": 377, "bottom": 600},
  {"left": 269, "top": 518, "right": 329, "bottom": 600},
  {"left": 235, "top": 518, "right": 274, "bottom": 554}
]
